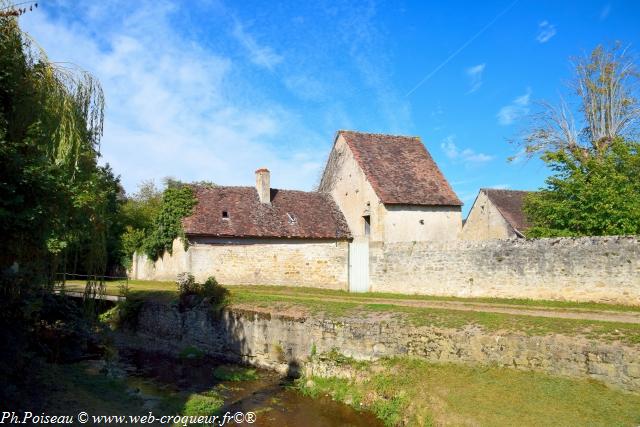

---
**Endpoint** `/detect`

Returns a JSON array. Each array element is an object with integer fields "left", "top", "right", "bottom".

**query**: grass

[
  {"left": 298, "top": 356, "right": 640, "bottom": 427},
  {"left": 43, "top": 362, "right": 148, "bottom": 416},
  {"left": 64, "top": 280, "right": 640, "bottom": 313},
  {"left": 211, "top": 365, "right": 259, "bottom": 382},
  {"left": 43, "top": 361, "right": 225, "bottom": 426},
  {"left": 75, "top": 279, "right": 640, "bottom": 343},
  {"left": 231, "top": 289, "right": 640, "bottom": 345},
  {"left": 231, "top": 284, "right": 640, "bottom": 313},
  {"left": 62, "top": 279, "right": 177, "bottom": 301}
]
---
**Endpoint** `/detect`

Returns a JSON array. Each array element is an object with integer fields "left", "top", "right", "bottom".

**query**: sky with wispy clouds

[{"left": 18, "top": 0, "right": 640, "bottom": 215}]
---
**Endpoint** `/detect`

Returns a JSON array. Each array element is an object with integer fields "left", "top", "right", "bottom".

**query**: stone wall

[
  {"left": 131, "top": 237, "right": 348, "bottom": 290},
  {"left": 369, "top": 236, "right": 640, "bottom": 304},
  {"left": 132, "top": 235, "right": 640, "bottom": 304},
  {"left": 115, "top": 302, "right": 640, "bottom": 392}
]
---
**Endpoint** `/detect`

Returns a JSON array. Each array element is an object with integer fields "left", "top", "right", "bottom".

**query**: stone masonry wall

[
  {"left": 131, "top": 237, "right": 349, "bottom": 290},
  {"left": 132, "top": 236, "right": 640, "bottom": 304},
  {"left": 370, "top": 236, "right": 640, "bottom": 304},
  {"left": 115, "top": 302, "right": 640, "bottom": 392}
]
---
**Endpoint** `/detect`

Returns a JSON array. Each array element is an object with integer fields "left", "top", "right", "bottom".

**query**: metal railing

[{"left": 54, "top": 273, "right": 129, "bottom": 299}]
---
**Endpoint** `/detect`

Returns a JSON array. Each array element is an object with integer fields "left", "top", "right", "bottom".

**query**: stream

[{"left": 107, "top": 349, "right": 382, "bottom": 427}]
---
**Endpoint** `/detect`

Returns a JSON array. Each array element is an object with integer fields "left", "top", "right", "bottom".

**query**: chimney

[{"left": 255, "top": 168, "right": 271, "bottom": 204}]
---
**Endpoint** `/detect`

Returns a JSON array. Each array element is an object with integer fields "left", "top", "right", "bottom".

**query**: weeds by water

[
  {"left": 297, "top": 356, "right": 640, "bottom": 426},
  {"left": 212, "top": 365, "right": 259, "bottom": 382}
]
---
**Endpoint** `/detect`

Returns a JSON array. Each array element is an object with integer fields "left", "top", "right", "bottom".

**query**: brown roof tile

[
  {"left": 339, "top": 130, "right": 462, "bottom": 206},
  {"left": 483, "top": 189, "right": 534, "bottom": 234},
  {"left": 182, "top": 186, "right": 351, "bottom": 240}
]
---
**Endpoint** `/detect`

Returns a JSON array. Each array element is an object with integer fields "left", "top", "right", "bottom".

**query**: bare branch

[{"left": 516, "top": 43, "right": 639, "bottom": 165}]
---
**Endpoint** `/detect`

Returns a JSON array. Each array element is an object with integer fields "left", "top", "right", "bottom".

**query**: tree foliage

[
  {"left": 0, "top": 9, "right": 116, "bottom": 407},
  {"left": 0, "top": 11, "right": 112, "bottom": 276},
  {"left": 518, "top": 43, "right": 640, "bottom": 237},
  {"left": 142, "top": 184, "right": 197, "bottom": 261},
  {"left": 524, "top": 140, "right": 640, "bottom": 237},
  {"left": 117, "top": 179, "right": 199, "bottom": 267},
  {"left": 118, "top": 180, "right": 162, "bottom": 268}
]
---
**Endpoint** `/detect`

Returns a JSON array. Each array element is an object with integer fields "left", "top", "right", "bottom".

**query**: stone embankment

[{"left": 115, "top": 300, "right": 640, "bottom": 392}]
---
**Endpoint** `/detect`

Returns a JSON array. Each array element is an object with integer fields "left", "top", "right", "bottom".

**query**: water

[{"left": 117, "top": 350, "right": 382, "bottom": 427}]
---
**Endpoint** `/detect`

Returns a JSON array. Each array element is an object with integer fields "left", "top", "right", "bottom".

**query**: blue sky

[{"left": 19, "top": 0, "right": 640, "bottom": 215}]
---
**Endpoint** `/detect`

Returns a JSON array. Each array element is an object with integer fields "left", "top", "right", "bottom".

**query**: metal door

[{"left": 348, "top": 239, "right": 369, "bottom": 292}]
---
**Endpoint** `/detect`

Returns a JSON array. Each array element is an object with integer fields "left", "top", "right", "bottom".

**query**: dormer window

[
  {"left": 287, "top": 212, "right": 297, "bottom": 224},
  {"left": 222, "top": 210, "right": 229, "bottom": 219}
]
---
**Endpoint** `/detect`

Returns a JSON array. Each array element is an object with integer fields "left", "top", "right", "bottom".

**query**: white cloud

[
  {"left": 440, "top": 135, "right": 493, "bottom": 165},
  {"left": 466, "top": 63, "right": 485, "bottom": 93},
  {"left": 232, "top": 20, "right": 283, "bottom": 70},
  {"left": 487, "top": 184, "right": 510, "bottom": 190},
  {"left": 19, "top": 3, "right": 325, "bottom": 193},
  {"left": 284, "top": 75, "right": 326, "bottom": 101},
  {"left": 536, "top": 21, "right": 557, "bottom": 43},
  {"left": 497, "top": 88, "right": 532, "bottom": 126}
]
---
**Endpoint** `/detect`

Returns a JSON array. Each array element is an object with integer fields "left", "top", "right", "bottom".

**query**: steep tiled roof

[
  {"left": 182, "top": 186, "right": 351, "bottom": 240},
  {"left": 338, "top": 130, "right": 462, "bottom": 206},
  {"left": 483, "top": 189, "right": 533, "bottom": 235}
]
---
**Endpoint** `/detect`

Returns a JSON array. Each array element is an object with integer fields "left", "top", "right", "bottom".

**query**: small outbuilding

[
  {"left": 131, "top": 168, "right": 352, "bottom": 287},
  {"left": 461, "top": 189, "right": 533, "bottom": 240},
  {"left": 318, "top": 130, "right": 463, "bottom": 243}
]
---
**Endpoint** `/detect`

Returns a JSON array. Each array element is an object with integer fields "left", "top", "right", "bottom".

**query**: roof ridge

[
  {"left": 482, "top": 188, "right": 533, "bottom": 194},
  {"left": 194, "top": 185, "right": 324, "bottom": 195},
  {"left": 338, "top": 129, "right": 421, "bottom": 139}
]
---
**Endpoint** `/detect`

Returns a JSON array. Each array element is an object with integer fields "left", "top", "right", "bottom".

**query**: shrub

[
  {"left": 175, "top": 274, "right": 229, "bottom": 308},
  {"left": 99, "top": 298, "right": 144, "bottom": 330},
  {"left": 202, "top": 276, "right": 229, "bottom": 308},
  {"left": 176, "top": 272, "right": 197, "bottom": 296}
]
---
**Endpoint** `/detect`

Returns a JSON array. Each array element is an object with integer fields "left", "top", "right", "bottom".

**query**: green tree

[
  {"left": 524, "top": 140, "right": 640, "bottom": 237},
  {"left": 143, "top": 184, "right": 197, "bottom": 261},
  {"left": 118, "top": 180, "right": 162, "bottom": 268},
  {"left": 1, "top": 7, "right": 112, "bottom": 407},
  {"left": 516, "top": 43, "right": 640, "bottom": 237}
]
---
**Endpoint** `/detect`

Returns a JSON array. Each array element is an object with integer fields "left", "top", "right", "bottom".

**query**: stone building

[
  {"left": 318, "top": 130, "right": 463, "bottom": 243},
  {"left": 461, "top": 189, "right": 532, "bottom": 240},
  {"left": 132, "top": 129, "right": 463, "bottom": 291},
  {"left": 130, "top": 168, "right": 352, "bottom": 287}
]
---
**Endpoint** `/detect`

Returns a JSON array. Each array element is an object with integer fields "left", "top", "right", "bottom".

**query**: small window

[
  {"left": 363, "top": 215, "right": 371, "bottom": 236},
  {"left": 419, "top": 219, "right": 424, "bottom": 225},
  {"left": 222, "top": 210, "right": 229, "bottom": 219},
  {"left": 287, "top": 212, "right": 297, "bottom": 224}
]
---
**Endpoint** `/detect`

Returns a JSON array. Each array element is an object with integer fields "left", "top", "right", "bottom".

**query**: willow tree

[
  {"left": 1, "top": 10, "right": 114, "bottom": 293},
  {"left": 514, "top": 43, "right": 640, "bottom": 237}
]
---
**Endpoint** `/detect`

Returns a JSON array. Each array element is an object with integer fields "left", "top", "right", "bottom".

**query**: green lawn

[
  {"left": 231, "top": 289, "right": 640, "bottom": 344},
  {"left": 64, "top": 279, "right": 640, "bottom": 343},
  {"left": 299, "top": 356, "right": 640, "bottom": 426},
  {"left": 62, "top": 280, "right": 640, "bottom": 313}
]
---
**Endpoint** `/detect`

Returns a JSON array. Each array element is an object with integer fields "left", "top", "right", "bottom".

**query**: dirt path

[{"left": 242, "top": 290, "right": 640, "bottom": 324}]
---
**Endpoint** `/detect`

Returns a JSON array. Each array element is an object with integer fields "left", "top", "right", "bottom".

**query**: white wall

[
  {"left": 384, "top": 205, "right": 461, "bottom": 242},
  {"left": 461, "top": 191, "right": 514, "bottom": 240}
]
